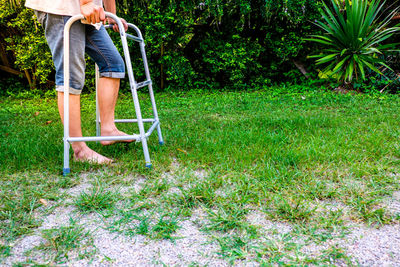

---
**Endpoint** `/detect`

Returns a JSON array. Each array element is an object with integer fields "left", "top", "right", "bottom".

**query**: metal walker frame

[{"left": 63, "top": 13, "right": 164, "bottom": 176}]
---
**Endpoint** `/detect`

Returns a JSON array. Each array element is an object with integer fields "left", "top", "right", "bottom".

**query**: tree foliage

[
  {"left": 0, "top": 0, "right": 53, "bottom": 89},
  {"left": 1, "top": 0, "right": 322, "bottom": 91}
]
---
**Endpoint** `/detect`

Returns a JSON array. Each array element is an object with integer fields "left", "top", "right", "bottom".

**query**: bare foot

[
  {"left": 100, "top": 129, "right": 135, "bottom": 146},
  {"left": 73, "top": 147, "right": 114, "bottom": 164}
]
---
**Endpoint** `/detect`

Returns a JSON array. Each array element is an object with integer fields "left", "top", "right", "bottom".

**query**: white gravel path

[
  {"left": 3, "top": 208, "right": 400, "bottom": 266},
  {"left": 344, "top": 224, "right": 400, "bottom": 266},
  {"left": 300, "top": 223, "right": 400, "bottom": 266},
  {"left": 71, "top": 220, "right": 227, "bottom": 266},
  {"left": 2, "top": 174, "right": 400, "bottom": 266},
  {"left": 385, "top": 191, "right": 400, "bottom": 216}
]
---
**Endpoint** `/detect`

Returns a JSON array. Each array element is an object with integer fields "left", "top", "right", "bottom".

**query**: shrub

[
  {"left": 0, "top": 0, "right": 53, "bottom": 89},
  {"left": 0, "top": 0, "right": 326, "bottom": 91},
  {"left": 116, "top": 0, "right": 323, "bottom": 90},
  {"left": 307, "top": 0, "right": 400, "bottom": 84}
]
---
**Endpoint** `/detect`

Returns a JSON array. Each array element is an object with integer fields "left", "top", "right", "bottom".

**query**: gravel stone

[
  {"left": 69, "top": 220, "right": 226, "bottom": 266},
  {"left": 344, "top": 224, "right": 400, "bottom": 266},
  {"left": 383, "top": 191, "right": 400, "bottom": 215},
  {"left": 3, "top": 235, "right": 44, "bottom": 265},
  {"left": 246, "top": 209, "right": 293, "bottom": 235}
]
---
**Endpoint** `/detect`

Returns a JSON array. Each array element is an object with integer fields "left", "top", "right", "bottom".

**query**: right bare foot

[
  {"left": 100, "top": 128, "right": 135, "bottom": 146},
  {"left": 73, "top": 146, "right": 114, "bottom": 164}
]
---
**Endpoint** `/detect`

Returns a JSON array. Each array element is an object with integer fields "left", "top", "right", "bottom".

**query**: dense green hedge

[
  {"left": 0, "top": 0, "right": 53, "bottom": 90},
  {"left": 1, "top": 0, "right": 323, "bottom": 92}
]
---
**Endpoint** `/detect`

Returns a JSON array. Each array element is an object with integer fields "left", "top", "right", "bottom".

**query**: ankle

[
  {"left": 71, "top": 142, "right": 88, "bottom": 153},
  {"left": 101, "top": 125, "right": 118, "bottom": 134}
]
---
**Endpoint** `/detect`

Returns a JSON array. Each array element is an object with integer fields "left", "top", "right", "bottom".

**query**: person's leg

[
  {"left": 96, "top": 77, "right": 131, "bottom": 145},
  {"left": 44, "top": 13, "right": 112, "bottom": 163},
  {"left": 57, "top": 92, "right": 112, "bottom": 163},
  {"left": 85, "top": 25, "right": 133, "bottom": 145}
]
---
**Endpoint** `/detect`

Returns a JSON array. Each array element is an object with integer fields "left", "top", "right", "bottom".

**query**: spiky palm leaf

[
  {"left": 7, "top": 0, "right": 20, "bottom": 8},
  {"left": 307, "top": 0, "right": 400, "bottom": 82}
]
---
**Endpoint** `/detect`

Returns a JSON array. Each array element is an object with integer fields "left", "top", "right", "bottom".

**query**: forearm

[
  {"left": 103, "top": 0, "right": 116, "bottom": 14},
  {"left": 103, "top": 0, "right": 127, "bottom": 32}
]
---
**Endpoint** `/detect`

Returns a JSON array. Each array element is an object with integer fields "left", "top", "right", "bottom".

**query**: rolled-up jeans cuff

[
  {"left": 100, "top": 72, "right": 125, "bottom": 79},
  {"left": 56, "top": 85, "right": 82, "bottom": 95}
]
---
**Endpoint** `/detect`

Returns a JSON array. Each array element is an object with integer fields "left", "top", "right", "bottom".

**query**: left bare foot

[
  {"left": 72, "top": 144, "right": 114, "bottom": 164},
  {"left": 100, "top": 129, "right": 135, "bottom": 146}
]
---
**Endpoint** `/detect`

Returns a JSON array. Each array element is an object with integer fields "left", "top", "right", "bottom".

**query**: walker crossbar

[
  {"left": 68, "top": 135, "right": 140, "bottom": 143},
  {"left": 63, "top": 13, "right": 164, "bottom": 176},
  {"left": 115, "top": 119, "right": 155, "bottom": 123}
]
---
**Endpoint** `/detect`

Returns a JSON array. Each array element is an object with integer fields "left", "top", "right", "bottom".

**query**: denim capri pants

[{"left": 38, "top": 12, "right": 125, "bottom": 95}]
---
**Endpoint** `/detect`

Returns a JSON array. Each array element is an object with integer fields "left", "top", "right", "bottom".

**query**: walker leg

[
  {"left": 142, "top": 138, "right": 152, "bottom": 169},
  {"left": 63, "top": 17, "right": 74, "bottom": 176},
  {"left": 131, "top": 88, "right": 152, "bottom": 168},
  {"left": 156, "top": 123, "right": 164, "bottom": 145},
  {"left": 120, "top": 29, "right": 154, "bottom": 168},
  {"left": 139, "top": 42, "right": 164, "bottom": 146},
  {"left": 95, "top": 64, "right": 100, "bottom": 138},
  {"left": 156, "top": 122, "right": 164, "bottom": 145},
  {"left": 63, "top": 139, "right": 70, "bottom": 176},
  {"left": 63, "top": 168, "right": 71, "bottom": 176}
]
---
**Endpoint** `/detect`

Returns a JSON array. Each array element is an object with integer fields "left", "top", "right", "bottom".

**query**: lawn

[{"left": 0, "top": 87, "right": 400, "bottom": 265}]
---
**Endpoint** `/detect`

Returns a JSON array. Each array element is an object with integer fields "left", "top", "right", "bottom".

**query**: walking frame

[{"left": 63, "top": 12, "right": 164, "bottom": 176}]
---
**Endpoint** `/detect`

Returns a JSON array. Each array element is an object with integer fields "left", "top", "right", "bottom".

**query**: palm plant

[
  {"left": 308, "top": 0, "right": 400, "bottom": 83},
  {"left": 7, "top": 0, "right": 20, "bottom": 8}
]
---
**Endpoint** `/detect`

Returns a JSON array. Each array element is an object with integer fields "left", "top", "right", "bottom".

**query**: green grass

[
  {"left": 106, "top": 202, "right": 181, "bottom": 240},
  {"left": 74, "top": 183, "right": 120, "bottom": 212},
  {"left": 35, "top": 219, "right": 96, "bottom": 263},
  {"left": 269, "top": 195, "right": 316, "bottom": 223},
  {"left": 216, "top": 235, "right": 252, "bottom": 264},
  {"left": 151, "top": 215, "right": 180, "bottom": 240},
  {"left": 0, "top": 244, "right": 11, "bottom": 258},
  {"left": 1, "top": 86, "right": 400, "bottom": 264}
]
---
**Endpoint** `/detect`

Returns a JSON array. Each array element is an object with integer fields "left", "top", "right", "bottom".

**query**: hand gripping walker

[{"left": 63, "top": 13, "right": 164, "bottom": 176}]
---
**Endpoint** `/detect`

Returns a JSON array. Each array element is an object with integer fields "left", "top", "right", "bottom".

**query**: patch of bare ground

[
  {"left": 245, "top": 203, "right": 400, "bottom": 266},
  {"left": 300, "top": 223, "right": 400, "bottom": 266},
  {"left": 382, "top": 190, "right": 400, "bottom": 216},
  {"left": 5, "top": 200, "right": 230, "bottom": 266},
  {"left": 70, "top": 220, "right": 227, "bottom": 266},
  {"left": 214, "top": 185, "right": 234, "bottom": 198},
  {"left": 165, "top": 186, "right": 182, "bottom": 197},
  {"left": 194, "top": 168, "right": 208, "bottom": 180},
  {"left": 161, "top": 171, "right": 177, "bottom": 184},
  {"left": 3, "top": 205, "right": 101, "bottom": 265},
  {"left": 313, "top": 199, "right": 349, "bottom": 213},
  {"left": 312, "top": 199, "right": 355, "bottom": 224},
  {"left": 2, "top": 235, "right": 45, "bottom": 265},
  {"left": 191, "top": 206, "right": 211, "bottom": 228},
  {"left": 64, "top": 173, "right": 93, "bottom": 198},
  {"left": 246, "top": 209, "right": 293, "bottom": 235},
  {"left": 111, "top": 174, "right": 146, "bottom": 196},
  {"left": 6, "top": 198, "right": 400, "bottom": 266},
  {"left": 162, "top": 162, "right": 209, "bottom": 192},
  {"left": 4, "top": 168, "right": 400, "bottom": 266},
  {"left": 342, "top": 224, "right": 400, "bottom": 266}
]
